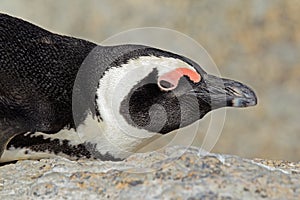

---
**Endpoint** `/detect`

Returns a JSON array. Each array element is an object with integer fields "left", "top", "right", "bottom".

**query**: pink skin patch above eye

[{"left": 158, "top": 68, "right": 201, "bottom": 91}]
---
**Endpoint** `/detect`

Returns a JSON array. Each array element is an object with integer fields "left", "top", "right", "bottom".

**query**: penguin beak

[{"left": 190, "top": 74, "right": 257, "bottom": 109}]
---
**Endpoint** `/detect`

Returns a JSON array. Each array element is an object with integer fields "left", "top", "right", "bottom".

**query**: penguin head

[{"left": 84, "top": 45, "right": 257, "bottom": 159}]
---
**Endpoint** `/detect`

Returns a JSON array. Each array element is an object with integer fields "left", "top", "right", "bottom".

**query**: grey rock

[{"left": 0, "top": 146, "right": 299, "bottom": 199}]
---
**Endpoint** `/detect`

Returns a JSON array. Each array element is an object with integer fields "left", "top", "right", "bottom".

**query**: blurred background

[{"left": 1, "top": 0, "right": 299, "bottom": 161}]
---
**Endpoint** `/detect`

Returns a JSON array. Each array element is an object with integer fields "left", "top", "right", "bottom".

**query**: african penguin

[{"left": 0, "top": 13, "right": 257, "bottom": 163}]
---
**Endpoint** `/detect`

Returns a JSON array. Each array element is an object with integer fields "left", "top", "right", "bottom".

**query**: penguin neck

[{"left": 77, "top": 114, "right": 161, "bottom": 160}]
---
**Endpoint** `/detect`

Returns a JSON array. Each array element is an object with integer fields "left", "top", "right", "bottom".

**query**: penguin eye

[
  {"left": 158, "top": 67, "right": 201, "bottom": 91},
  {"left": 159, "top": 80, "right": 175, "bottom": 90}
]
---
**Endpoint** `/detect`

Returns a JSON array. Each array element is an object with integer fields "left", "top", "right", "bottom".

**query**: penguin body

[{"left": 0, "top": 14, "right": 257, "bottom": 163}]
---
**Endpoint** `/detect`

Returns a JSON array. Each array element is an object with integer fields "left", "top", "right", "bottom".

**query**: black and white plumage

[{"left": 0, "top": 14, "right": 257, "bottom": 163}]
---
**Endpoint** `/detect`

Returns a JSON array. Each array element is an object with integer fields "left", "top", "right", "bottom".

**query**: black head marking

[{"left": 119, "top": 68, "right": 206, "bottom": 134}]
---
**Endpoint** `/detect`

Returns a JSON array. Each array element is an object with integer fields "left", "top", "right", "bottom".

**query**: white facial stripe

[
  {"left": 97, "top": 55, "right": 195, "bottom": 116},
  {"left": 131, "top": 56, "right": 197, "bottom": 76}
]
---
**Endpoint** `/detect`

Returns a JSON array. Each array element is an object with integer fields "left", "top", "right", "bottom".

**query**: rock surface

[{"left": 0, "top": 146, "right": 299, "bottom": 199}]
